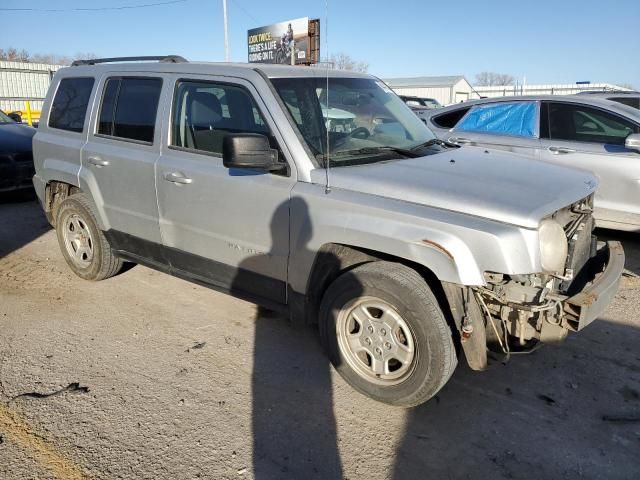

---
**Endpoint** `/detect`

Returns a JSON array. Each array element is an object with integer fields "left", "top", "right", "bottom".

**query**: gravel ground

[{"left": 0, "top": 194, "right": 639, "bottom": 480}]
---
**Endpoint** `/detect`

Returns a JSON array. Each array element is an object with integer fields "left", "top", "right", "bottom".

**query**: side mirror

[
  {"left": 222, "top": 133, "right": 285, "bottom": 172},
  {"left": 625, "top": 133, "right": 640, "bottom": 153},
  {"left": 8, "top": 112, "right": 22, "bottom": 123}
]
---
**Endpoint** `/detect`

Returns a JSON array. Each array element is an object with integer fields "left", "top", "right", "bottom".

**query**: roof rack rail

[{"left": 71, "top": 55, "right": 187, "bottom": 66}]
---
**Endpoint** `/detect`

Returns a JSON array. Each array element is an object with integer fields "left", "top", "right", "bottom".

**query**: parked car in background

[
  {"left": 577, "top": 90, "right": 640, "bottom": 110},
  {"left": 33, "top": 57, "right": 624, "bottom": 407},
  {"left": 423, "top": 96, "right": 640, "bottom": 231},
  {"left": 0, "top": 109, "right": 36, "bottom": 193},
  {"left": 400, "top": 95, "right": 442, "bottom": 109},
  {"left": 6, "top": 111, "right": 23, "bottom": 123},
  {"left": 399, "top": 95, "right": 441, "bottom": 123}
]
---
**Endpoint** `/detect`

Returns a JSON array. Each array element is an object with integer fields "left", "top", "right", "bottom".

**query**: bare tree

[
  {"left": 0, "top": 47, "right": 29, "bottom": 61},
  {"left": 475, "top": 71, "right": 515, "bottom": 86},
  {"left": 326, "top": 52, "right": 369, "bottom": 73},
  {"left": 0, "top": 47, "right": 96, "bottom": 65}
]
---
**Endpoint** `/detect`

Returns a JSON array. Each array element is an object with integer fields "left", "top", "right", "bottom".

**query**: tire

[
  {"left": 55, "top": 193, "right": 123, "bottom": 281},
  {"left": 319, "top": 261, "right": 457, "bottom": 407}
]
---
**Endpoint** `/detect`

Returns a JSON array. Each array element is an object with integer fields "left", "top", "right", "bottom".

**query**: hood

[
  {"left": 311, "top": 146, "right": 597, "bottom": 229},
  {"left": 0, "top": 123, "right": 36, "bottom": 155}
]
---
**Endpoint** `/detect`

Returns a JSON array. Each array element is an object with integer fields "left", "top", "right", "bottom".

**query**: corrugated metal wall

[{"left": 0, "top": 61, "right": 64, "bottom": 112}]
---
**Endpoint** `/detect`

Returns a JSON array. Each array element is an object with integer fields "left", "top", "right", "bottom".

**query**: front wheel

[{"left": 319, "top": 261, "right": 457, "bottom": 407}]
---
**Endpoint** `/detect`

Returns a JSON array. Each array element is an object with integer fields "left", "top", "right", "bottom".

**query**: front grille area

[
  {"left": 562, "top": 216, "right": 595, "bottom": 293},
  {"left": 559, "top": 195, "right": 597, "bottom": 293}
]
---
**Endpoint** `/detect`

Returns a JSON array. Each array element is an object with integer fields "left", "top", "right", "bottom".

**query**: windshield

[
  {"left": 0, "top": 110, "right": 14, "bottom": 124},
  {"left": 271, "top": 77, "right": 436, "bottom": 166}
]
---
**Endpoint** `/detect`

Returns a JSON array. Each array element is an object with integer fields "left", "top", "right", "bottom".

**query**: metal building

[
  {"left": 384, "top": 75, "right": 475, "bottom": 106},
  {"left": 0, "top": 60, "right": 63, "bottom": 113}
]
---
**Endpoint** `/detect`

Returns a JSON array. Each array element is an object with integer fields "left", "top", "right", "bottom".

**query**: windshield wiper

[
  {"left": 410, "top": 138, "right": 460, "bottom": 150},
  {"left": 330, "top": 146, "right": 421, "bottom": 159}
]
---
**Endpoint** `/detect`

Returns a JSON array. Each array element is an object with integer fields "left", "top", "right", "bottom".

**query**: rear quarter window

[
  {"left": 48, "top": 77, "right": 95, "bottom": 132},
  {"left": 431, "top": 107, "right": 470, "bottom": 128}
]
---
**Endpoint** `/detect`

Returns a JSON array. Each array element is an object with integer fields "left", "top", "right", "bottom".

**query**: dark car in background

[
  {"left": 400, "top": 95, "right": 441, "bottom": 109},
  {"left": 399, "top": 95, "right": 441, "bottom": 123},
  {"left": 577, "top": 91, "right": 640, "bottom": 110},
  {"left": 0, "top": 109, "right": 36, "bottom": 193}
]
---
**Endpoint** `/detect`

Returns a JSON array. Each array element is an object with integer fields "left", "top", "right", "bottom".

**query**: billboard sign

[{"left": 248, "top": 17, "right": 320, "bottom": 65}]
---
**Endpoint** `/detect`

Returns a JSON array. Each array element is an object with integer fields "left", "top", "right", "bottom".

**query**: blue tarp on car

[{"left": 457, "top": 102, "right": 536, "bottom": 137}]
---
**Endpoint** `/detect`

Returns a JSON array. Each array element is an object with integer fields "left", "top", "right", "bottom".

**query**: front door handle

[
  {"left": 548, "top": 146, "right": 576, "bottom": 155},
  {"left": 87, "top": 156, "right": 110, "bottom": 167},
  {"left": 163, "top": 172, "right": 193, "bottom": 185},
  {"left": 449, "top": 137, "right": 471, "bottom": 145}
]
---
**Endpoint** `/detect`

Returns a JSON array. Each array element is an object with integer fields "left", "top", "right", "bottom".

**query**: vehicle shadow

[
  {"left": 596, "top": 228, "right": 640, "bottom": 277},
  {"left": 231, "top": 198, "right": 351, "bottom": 479},
  {"left": 0, "top": 190, "right": 51, "bottom": 259},
  {"left": 391, "top": 317, "right": 640, "bottom": 480}
]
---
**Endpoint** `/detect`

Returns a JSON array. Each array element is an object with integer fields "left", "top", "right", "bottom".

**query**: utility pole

[
  {"left": 291, "top": 39, "right": 295, "bottom": 66},
  {"left": 222, "top": 0, "right": 229, "bottom": 62}
]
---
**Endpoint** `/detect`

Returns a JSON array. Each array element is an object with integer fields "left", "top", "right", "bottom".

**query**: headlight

[{"left": 539, "top": 219, "right": 568, "bottom": 273}]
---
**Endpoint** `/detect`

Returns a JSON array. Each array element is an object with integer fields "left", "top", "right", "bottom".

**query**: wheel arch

[
  {"left": 301, "top": 243, "right": 457, "bottom": 330},
  {"left": 44, "top": 180, "right": 81, "bottom": 226}
]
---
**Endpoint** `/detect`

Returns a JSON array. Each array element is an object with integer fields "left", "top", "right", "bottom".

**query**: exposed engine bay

[{"left": 454, "top": 194, "right": 624, "bottom": 365}]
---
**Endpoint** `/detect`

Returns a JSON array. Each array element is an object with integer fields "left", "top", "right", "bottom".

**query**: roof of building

[{"left": 383, "top": 75, "right": 468, "bottom": 87}]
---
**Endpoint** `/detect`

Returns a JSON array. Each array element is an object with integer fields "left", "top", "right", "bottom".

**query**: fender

[
  {"left": 77, "top": 164, "right": 110, "bottom": 231},
  {"left": 287, "top": 192, "right": 485, "bottom": 298},
  {"left": 287, "top": 184, "right": 541, "bottom": 296}
]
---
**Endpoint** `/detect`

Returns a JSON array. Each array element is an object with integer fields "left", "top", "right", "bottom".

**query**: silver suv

[{"left": 33, "top": 56, "right": 624, "bottom": 407}]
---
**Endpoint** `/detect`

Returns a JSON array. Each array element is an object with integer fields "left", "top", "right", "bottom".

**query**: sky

[{"left": 2, "top": 0, "right": 639, "bottom": 87}]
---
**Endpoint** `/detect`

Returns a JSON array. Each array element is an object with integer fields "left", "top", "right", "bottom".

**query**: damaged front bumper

[
  {"left": 474, "top": 240, "right": 625, "bottom": 350},
  {"left": 563, "top": 241, "right": 624, "bottom": 331}
]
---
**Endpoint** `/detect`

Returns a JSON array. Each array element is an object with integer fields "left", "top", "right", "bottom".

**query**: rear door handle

[
  {"left": 87, "top": 156, "right": 110, "bottom": 167},
  {"left": 163, "top": 172, "right": 193, "bottom": 185},
  {"left": 548, "top": 146, "right": 576, "bottom": 155},
  {"left": 449, "top": 137, "right": 471, "bottom": 145}
]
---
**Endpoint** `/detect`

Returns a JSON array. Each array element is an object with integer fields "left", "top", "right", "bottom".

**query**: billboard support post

[{"left": 222, "top": 0, "right": 229, "bottom": 61}]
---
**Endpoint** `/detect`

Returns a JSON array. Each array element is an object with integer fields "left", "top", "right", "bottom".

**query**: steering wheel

[
  {"left": 332, "top": 127, "right": 370, "bottom": 149},
  {"left": 348, "top": 127, "right": 371, "bottom": 139}
]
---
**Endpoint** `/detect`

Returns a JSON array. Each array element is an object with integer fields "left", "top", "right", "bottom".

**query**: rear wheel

[
  {"left": 55, "top": 194, "right": 123, "bottom": 281},
  {"left": 319, "top": 261, "right": 456, "bottom": 407}
]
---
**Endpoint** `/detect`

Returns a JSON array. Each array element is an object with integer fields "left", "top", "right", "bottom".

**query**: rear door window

[
  {"left": 543, "top": 102, "right": 639, "bottom": 145},
  {"left": 431, "top": 107, "right": 470, "bottom": 128},
  {"left": 48, "top": 77, "right": 95, "bottom": 133},
  {"left": 456, "top": 102, "right": 537, "bottom": 137},
  {"left": 97, "top": 77, "right": 162, "bottom": 143}
]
